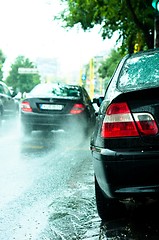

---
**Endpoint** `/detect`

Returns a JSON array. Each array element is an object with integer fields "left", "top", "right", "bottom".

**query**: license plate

[{"left": 40, "top": 104, "right": 63, "bottom": 110}]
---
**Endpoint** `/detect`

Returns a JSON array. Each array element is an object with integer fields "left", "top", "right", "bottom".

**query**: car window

[
  {"left": 30, "top": 84, "right": 81, "bottom": 98},
  {"left": 3, "top": 85, "right": 11, "bottom": 96},
  {"left": 66, "top": 88, "right": 81, "bottom": 97},
  {"left": 0, "top": 84, "right": 4, "bottom": 94},
  {"left": 82, "top": 88, "right": 91, "bottom": 104},
  {"left": 117, "top": 52, "right": 159, "bottom": 91}
]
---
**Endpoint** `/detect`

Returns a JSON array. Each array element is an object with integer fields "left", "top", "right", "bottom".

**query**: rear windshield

[
  {"left": 117, "top": 52, "right": 159, "bottom": 91},
  {"left": 30, "top": 83, "right": 81, "bottom": 98}
]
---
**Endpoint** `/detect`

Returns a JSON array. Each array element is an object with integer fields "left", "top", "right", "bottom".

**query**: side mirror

[
  {"left": 93, "top": 96, "right": 104, "bottom": 107},
  {"left": 11, "top": 91, "right": 17, "bottom": 98},
  {"left": 13, "top": 92, "right": 22, "bottom": 100}
]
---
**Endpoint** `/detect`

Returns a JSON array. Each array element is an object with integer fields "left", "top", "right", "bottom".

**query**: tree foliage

[
  {"left": 57, "top": 0, "right": 155, "bottom": 53},
  {"left": 5, "top": 56, "right": 40, "bottom": 94},
  {"left": 98, "top": 49, "right": 123, "bottom": 85}
]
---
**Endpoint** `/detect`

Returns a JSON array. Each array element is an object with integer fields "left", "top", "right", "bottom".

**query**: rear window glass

[
  {"left": 117, "top": 52, "right": 159, "bottom": 91},
  {"left": 30, "top": 83, "right": 81, "bottom": 98}
]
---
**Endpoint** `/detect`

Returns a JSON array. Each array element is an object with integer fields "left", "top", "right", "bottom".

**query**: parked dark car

[
  {"left": 90, "top": 48, "right": 159, "bottom": 221},
  {"left": 0, "top": 81, "right": 19, "bottom": 124},
  {"left": 20, "top": 83, "right": 96, "bottom": 137}
]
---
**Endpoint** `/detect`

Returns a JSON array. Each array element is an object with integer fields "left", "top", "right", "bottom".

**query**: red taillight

[
  {"left": 21, "top": 101, "right": 32, "bottom": 112},
  {"left": 133, "top": 113, "right": 158, "bottom": 136},
  {"left": 101, "top": 102, "right": 158, "bottom": 138},
  {"left": 70, "top": 103, "right": 85, "bottom": 114}
]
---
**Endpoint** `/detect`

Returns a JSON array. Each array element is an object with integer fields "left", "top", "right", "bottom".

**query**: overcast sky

[{"left": 0, "top": 0, "right": 118, "bottom": 76}]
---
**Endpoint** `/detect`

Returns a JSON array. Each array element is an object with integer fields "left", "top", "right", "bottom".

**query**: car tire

[{"left": 95, "top": 176, "right": 127, "bottom": 222}]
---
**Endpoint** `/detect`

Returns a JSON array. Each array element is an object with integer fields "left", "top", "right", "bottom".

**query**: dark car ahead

[
  {"left": 90, "top": 48, "right": 159, "bottom": 221},
  {"left": 0, "top": 81, "right": 19, "bottom": 125},
  {"left": 20, "top": 83, "right": 96, "bottom": 137}
]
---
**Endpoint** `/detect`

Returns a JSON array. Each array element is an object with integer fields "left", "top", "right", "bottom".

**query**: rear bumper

[
  {"left": 20, "top": 111, "right": 88, "bottom": 131},
  {"left": 92, "top": 147, "right": 159, "bottom": 199}
]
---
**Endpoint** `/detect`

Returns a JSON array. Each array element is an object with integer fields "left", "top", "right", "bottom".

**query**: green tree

[
  {"left": 5, "top": 56, "right": 40, "bottom": 94},
  {"left": 56, "top": 0, "right": 154, "bottom": 53},
  {"left": 0, "top": 50, "right": 6, "bottom": 81},
  {"left": 98, "top": 49, "right": 123, "bottom": 86}
]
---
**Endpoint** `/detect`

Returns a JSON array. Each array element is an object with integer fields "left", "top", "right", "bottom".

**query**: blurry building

[
  {"left": 35, "top": 57, "right": 79, "bottom": 84},
  {"left": 35, "top": 57, "right": 61, "bottom": 83}
]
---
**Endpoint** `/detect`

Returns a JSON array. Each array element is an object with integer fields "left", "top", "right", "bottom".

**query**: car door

[{"left": 0, "top": 82, "right": 16, "bottom": 119}]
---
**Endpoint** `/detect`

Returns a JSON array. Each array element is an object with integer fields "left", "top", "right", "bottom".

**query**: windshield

[
  {"left": 118, "top": 52, "right": 159, "bottom": 91},
  {"left": 30, "top": 83, "right": 81, "bottom": 98}
]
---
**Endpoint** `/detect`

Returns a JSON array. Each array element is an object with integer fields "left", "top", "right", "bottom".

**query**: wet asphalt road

[
  {"left": 0, "top": 119, "right": 101, "bottom": 240},
  {"left": 0, "top": 119, "right": 159, "bottom": 240}
]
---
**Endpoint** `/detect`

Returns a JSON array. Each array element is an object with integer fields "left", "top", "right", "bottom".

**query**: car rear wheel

[{"left": 95, "top": 176, "right": 127, "bottom": 222}]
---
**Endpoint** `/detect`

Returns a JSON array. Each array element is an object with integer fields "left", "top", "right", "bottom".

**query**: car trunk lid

[
  {"left": 114, "top": 86, "right": 159, "bottom": 145},
  {"left": 22, "top": 97, "right": 85, "bottom": 115}
]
